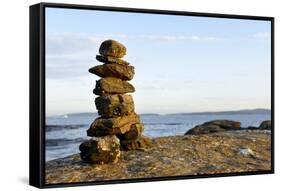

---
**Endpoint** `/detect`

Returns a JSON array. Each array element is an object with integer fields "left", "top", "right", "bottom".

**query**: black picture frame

[{"left": 29, "top": 2, "right": 275, "bottom": 189}]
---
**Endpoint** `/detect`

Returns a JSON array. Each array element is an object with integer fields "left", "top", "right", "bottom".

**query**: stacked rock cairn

[{"left": 79, "top": 40, "right": 151, "bottom": 164}]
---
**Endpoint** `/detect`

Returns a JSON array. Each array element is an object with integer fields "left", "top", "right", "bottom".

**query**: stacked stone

[{"left": 79, "top": 40, "right": 151, "bottom": 164}]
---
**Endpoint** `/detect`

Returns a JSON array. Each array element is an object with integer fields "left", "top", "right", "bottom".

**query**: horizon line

[{"left": 46, "top": 108, "right": 271, "bottom": 117}]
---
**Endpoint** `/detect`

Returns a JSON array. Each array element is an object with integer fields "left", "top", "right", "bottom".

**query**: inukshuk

[{"left": 79, "top": 39, "right": 151, "bottom": 164}]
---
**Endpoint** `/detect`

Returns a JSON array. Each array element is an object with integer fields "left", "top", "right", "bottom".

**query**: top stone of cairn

[{"left": 99, "top": 40, "right": 127, "bottom": 58}]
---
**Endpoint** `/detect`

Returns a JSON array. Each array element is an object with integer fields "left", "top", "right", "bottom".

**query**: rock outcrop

[
  {"left": 185, "top": 120, "right": 241, "bottom": 135},
  {"left": 259, "top": 120, "right": 271, "bottom": 130},
  {"left": 46, "top": 130, "right": 271, "bottom": 184},
  {"left": 79, "top": 39, "right": 150, "bottom": 164},
  {"left": 245, "top": 120, "right": 272, "bottom": 130}
]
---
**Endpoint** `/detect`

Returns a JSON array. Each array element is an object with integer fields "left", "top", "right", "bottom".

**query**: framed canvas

[{"left": 29, "top": 2, "right": 274, "bottom": 188}]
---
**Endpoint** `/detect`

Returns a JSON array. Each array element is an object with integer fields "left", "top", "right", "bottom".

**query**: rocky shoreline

[{"left": 46, "top": 129, "right": 271, "bottom": 184}]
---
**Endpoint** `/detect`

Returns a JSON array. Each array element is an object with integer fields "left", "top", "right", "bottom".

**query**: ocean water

[{"left": 46, "top": 113, "right": 271, "bottom": 161}]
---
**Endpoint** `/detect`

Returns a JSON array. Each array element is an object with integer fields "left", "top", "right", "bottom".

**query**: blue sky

[{"left": 46, "top": 8, "right": 271, "bottom": 116}]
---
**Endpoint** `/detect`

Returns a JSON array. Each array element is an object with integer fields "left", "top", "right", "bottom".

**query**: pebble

[{"left": 238, "top": 148, "right": 255, "bottom": 156}]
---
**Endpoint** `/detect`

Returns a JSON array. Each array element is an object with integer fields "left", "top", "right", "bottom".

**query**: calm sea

[{"left": 46, "top": 112, "right": 271, "bottom": 161}]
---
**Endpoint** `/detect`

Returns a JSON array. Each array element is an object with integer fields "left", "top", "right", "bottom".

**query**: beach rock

[
  {"left": 93, "top": 77, "right": 135, "bottom": 95},
  {"left": 185, "top": 120, "right": 241, "bottom": 135},
  {"left": 120, "top": 136, "right": 151, "bottom": 151},
  {"left": 95, "top": 94, "right": 134, "bottom": 118},
  {"left": 87, "top": 112, "right": 140, "bottom": 137},
  {"left": 79, "top": 135, "right": 120, "bottom": 164},
  {"left": 185, "top": 125, "right": 225, "bottom": 135},
  {"left": 118, "top": 123, "right": 144, "bottom": 140},
  {"left": 238, "top": 148, "right": 255, "bottom": 157},
  {"left": 247, "top": 126, "right": 259, "bottom": 130},
  {"left": 99, "top": 40, "right": 126, "bottom": 58},
  {"left": 259, "top": 120, "right": 271, "bottom": 130},
  {"left": 204, "top": 120, "right": 241, "bottom": 129},
  {"left": 47, "top": 131, "right": 271, "bottom": 184},
  {"left": 89, "top": 63, "right": 135, "bottom": 80},
  {"left": 96, "top": 55, "right": 130, "bottom": 65}
]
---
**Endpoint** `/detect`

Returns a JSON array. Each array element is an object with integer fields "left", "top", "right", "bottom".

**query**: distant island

[
  {"left": 172, "top": 108, "right": 271, "bottom": 116},
  {"left": 50, "top": 108, "right": 271, "bottom": 118}
]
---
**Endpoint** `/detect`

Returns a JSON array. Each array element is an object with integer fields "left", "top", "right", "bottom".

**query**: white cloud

[
  {"left": 253, "top": 32, "right": 270, "bottom": 39},
  {"left": 46, "top": 34, "right": 101, "bottom": 56},
  {"left": 46, "top": 34, "right": 99, "bottom": 79},
  {"left": 46, "top": 33, "right": 223, "bottom": 79},
  {"left": 47, "top": 33, "right": 223, "bottom": 53},
  {"left": 99, "top": 34, "right": 223, "bottom": 42}
]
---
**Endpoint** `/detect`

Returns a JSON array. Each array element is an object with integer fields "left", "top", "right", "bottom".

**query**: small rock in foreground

[{"left": 79, "top": 135, "right": 120, "bottom": 164}]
